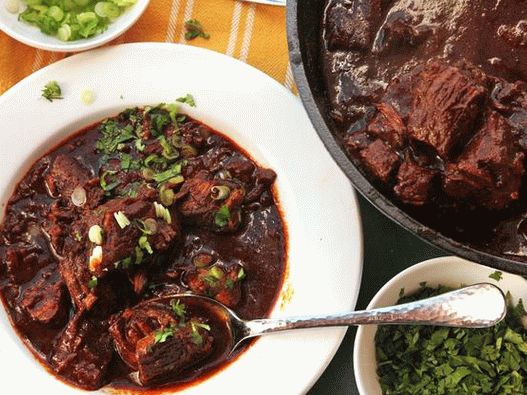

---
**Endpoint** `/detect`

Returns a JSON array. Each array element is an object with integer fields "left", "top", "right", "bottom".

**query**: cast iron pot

[{"left": 286, "top": 0, "right": 527, "bottom": 275}]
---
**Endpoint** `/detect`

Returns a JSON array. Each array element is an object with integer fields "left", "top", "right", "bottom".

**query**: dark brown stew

[
  {"left": 321, "top": 0, "right": 527, "bottom": 261},
  {"left": 0, "top": 104, "right": 286, "bottom": 391}
]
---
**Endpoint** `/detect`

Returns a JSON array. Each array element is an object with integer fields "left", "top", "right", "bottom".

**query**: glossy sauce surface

[{"left": 0, "top": 107, "right": 287, "bottom": 391}]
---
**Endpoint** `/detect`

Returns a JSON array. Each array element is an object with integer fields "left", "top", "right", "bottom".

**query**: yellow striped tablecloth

[{"left": 0, "top": 0, "right": 296, "bottom": 95}]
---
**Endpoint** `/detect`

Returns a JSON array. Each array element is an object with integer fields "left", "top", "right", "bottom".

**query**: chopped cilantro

[
  {"left": 147, "top": 106, "right": 172, "bottom": 137},
  {"left": 96, "top": 120, "right": 135, "bottom": 155},
  {"left": 170, "top": 299, "right": 186, "bottom": 319},
  {"left": 41, "top": 81, "right": 63, "bottom": 102},
  {"left": 184, "top": 19, "right": 210, "bottom": 40},
  {"left": 154, "top": 326, "right": 174, "bottom": 344},
  {"left": 134, "top": 246, "right": 144, "bottom": 265},
  {"left": 214, "top": 205, "right": 231, "bottom": 228},
  {"left": 176, "top": 94, "right": 196, "bottom": 107},
  {"left": 376, "top": 285, "right": 527, "bottom": 394},
  {"left": 135, "top": 138, "right": 145, "bottom": 152},
  {"left": 489, "top": 270, "right": 503, "bottom": 282},
  {"left": 120, "top": 153, "right": 142, "bottom": 171}
]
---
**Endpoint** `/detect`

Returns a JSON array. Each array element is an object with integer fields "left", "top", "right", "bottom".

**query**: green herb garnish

[
  {"left": 88, "top": 276, "right": 98, "bottom": 289},
  {"left": 154, "top": 326, "right": 174, "bottom": 344},
  {"left": 176, "top": 94, "right": 196, "bottom": 107},
  {"left": 120, "top": 153, "right": 142, "bottom": 171},
  {"left": 170, "top": 299, "right": 186, "bottom": 319},
  {"left": 375, "top": 285, "right": 527, "bottom": 394},
  {"left": 100, "top": 170, "right": 120, "bottom": 194},
  {"left": 138, "top": 235, "right": 153, "bottom": 254},
  {"left": 489, "top": 270, "right": 503, "bottom": 282},
  {"left": 41, "top": 81, "right": 63, "bottom": 102},
  {"left": 96, "top": 120, "right": 135, "bottom": 155},
  {"left": 19, "top": 0, "right": 137, "bottom": 42},
  {"left": 184, "top": 19, "right": 210, "bottom": 40},
  {"left": 190, "top": 321, "right": 211, "bottom": 345},
  {"left": 214, "top": 205, "right": 231, "bottom": 228}
]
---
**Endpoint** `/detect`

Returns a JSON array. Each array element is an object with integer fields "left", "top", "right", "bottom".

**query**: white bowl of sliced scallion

[{"left": 0, "top": 0, "right": 150, "bottom": 52}]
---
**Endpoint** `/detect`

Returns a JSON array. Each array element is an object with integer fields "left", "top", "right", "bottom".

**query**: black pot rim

[{"left": 285, "top": 0, "right": 527, "bottom": 275}]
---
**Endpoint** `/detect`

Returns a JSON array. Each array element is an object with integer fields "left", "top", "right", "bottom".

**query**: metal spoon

[{"left": 168, "top": 283, "right": 506, "bottom": 354}]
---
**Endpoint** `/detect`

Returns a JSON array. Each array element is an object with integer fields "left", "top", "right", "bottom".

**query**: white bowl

[
  {"left": 0, "top": 43, "right": 363, "bottom": 394},
  {"left": 0, "top": 0, "right": 150, "bottom": 52},
  {"left": 353, "top": 256, "right": 527, "bottom": 395}
]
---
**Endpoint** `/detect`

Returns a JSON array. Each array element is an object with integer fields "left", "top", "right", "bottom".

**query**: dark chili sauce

[{"left": 0, "top": 105, "right": 287, "bottom": 392}]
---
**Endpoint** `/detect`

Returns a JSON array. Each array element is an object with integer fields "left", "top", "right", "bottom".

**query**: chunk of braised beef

[
  {"left": 58, "top": 255, "right": 96, "bottom": 310},
  {"left": 407, "top": 61, "right": 487, "bottom": 158},
  {"left": 5, "top": 242, "right": 54, "bottom": 285},
  {"left": 109, "top": 301, "right": 177, "bottom": 369},
  {"left": 367, "top": 103, "right": 406, "bottom": 148},
  {"left": 46, "top": 155, "right": 103, "bottom": 208},
  {"left": 50, "top": 311, "right": 113, "bottom": 390},
  {"left": 372, "top": 9, "right": 434, "bottom": 54},
  {"left": 245, "top": 168, "right": 277, "bottom": 203},
  {"left": 324, "top": 0, "right": 381, "bottom": 51},
  {"left": 393, "top": 156, "right": 436, "bottom": 206},
  {"left": 176, "top": 171, "right": 245, "bottom": 232},
  {"left": 347, "top": 137, "right": 400, "bottom": 183},
  {"left": 19, "top": 268, "right": 68, "bottom": 326},
  {"left": 185, "top": 264, "right": 244, "bottom": 308},
  {"left": 443, "top": 111, "right": 524, "bottom": 210},
  {"left": 135, "top": 320, "right": 214, "bottom": 386},
  {"left": 79, "top": 197, "right": 181, "bottom": 276}
]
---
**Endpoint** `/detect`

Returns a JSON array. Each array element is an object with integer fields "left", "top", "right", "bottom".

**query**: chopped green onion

[
  {"left": 167, "top": 175, "right": 185, "bottom": 185},
  {"left": 138, "top": 235, "right": 153, "bottom": 254},
  {"left": 144, "top": 153, "right": 166, "bottom": 169},
  {"left": 210, "top": 185, "right": 230, "bottom": 200},
  {"left": 5, "top": 0, "right": 20, "bottom": 14},
  {"left": 237, "top": 267, "right": 246, "bottom": 280},
  {"left": 88, "top": 276, "right": 98, "bottom": 289},
  {"left": 154, "top": 202, "right": 172, "bottom": 224},
  {"left": 152, "top": 163, "right": 182, "bottom": 184},
  {"left": 48, "top": 6, "right": 64, "bottom": 22},
  {"left": 100, "top": 170, "right": 120, "bottom": 193},
  {"left": 57, "top": 24, "right": 72, "bottom": 41},
  {"left": 159, "top": 185, "right": 175, "bottom": 206},
  {"left": 134, "top": 246, "right": 144, "bottom": 264},
  {"left": 81, "top": 89, "right": 95, "bottom": 105},
  {"left": 94, "top": 2, "right": 121, "bottom": 19},
  {"left": 142, "top": 168, "right": 155, "bottom": 181},
  {"left": 161, "top": 103, "right": 179, "bottom": 122},
  {"left": 41, "top": 81, "right": 63, "bottom": 102},
  {"left": 159, "top": 136, "right": 180, "bottom": 160},
  {"left": 114, "top": 211, "right": 130, "bottom": 229},
  {"left": 88, "top": 225, "right": 104, "bottom": 245},
  {"left": 217, "top": 170, "right": 232, "bottom": 180},
  {"left": 74, "top": 231, "right": 83, "bottom": 242},
  {"left": 208, "top": 266, "right": 224, "bottom": 280},
  {"left": 214, "top": 205, "right": 231, "bottom": 228},
  {"left": 489, "top": 270, "right": 503, "bottom": 281}
]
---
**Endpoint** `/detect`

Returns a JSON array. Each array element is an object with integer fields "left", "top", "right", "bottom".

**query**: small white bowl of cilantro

[
  {"left": 354, "top": 256, "right": 527, "bottom": 395},
  {"left": 0, "top": 0, "right": 149, "bottom": 52}
]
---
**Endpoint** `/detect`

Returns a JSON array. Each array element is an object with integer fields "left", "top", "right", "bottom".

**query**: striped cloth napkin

[{"left": 0, "top": 0, "right": 296, "bottom": 95}]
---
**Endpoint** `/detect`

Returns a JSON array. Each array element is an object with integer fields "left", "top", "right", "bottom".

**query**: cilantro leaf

[
  {"left": 41, "top": 81, "right": 63, "bottom": 102},
  {"left": 184, "top": 19, "right": 210, "bottom": 40},
  {"left": 489, "top": 270, "right": 503, "bottom": 282}
]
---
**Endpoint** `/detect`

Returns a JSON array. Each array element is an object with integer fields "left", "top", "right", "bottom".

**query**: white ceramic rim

[
  {"left": 0, "top": 0, "right": 150, "bottom": 52},
  {"left": 0, "top": 42, "right": 363, "bottom": 394},
  {"left": 353, "top": 256, "right": 527, "bottom": 395}
]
